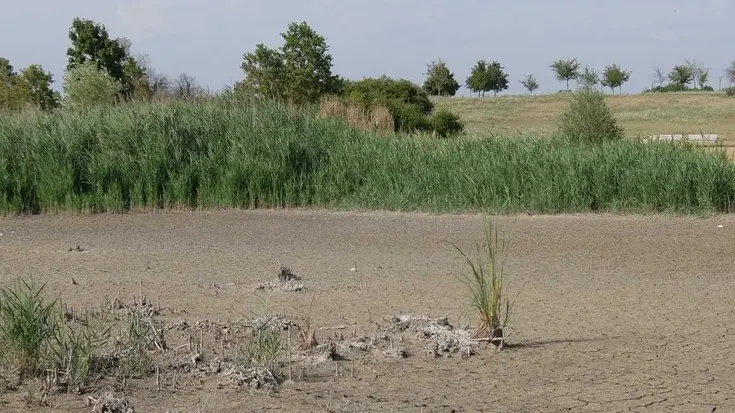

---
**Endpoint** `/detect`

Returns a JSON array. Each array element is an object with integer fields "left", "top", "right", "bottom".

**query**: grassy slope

[
  {"left": 0, "top": 98, "right": 733, "bottom": 215},
  {"left": 434, "top": 92, "right": 735, "bottom": 158}
]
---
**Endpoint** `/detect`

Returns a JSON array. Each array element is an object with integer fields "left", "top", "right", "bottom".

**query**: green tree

[
  {"left": 280, "top": 22, "right": 341, "bottom": 104},
  {"left": 0, "top": 57, "right": 23, "bottom": 110},
  {"left": 66, "top": 18, "right": 127, "bottom": 84},
  {"left": 240, "top": 22, "right": 340, "bottom": 104},
  {"left": 465, "top": 60, "right": 509, "bottom": 97},
  {"left": 550, "top": 58, "right": 580, "bottom": 91},
  {"left": 559, "top": 88, "right": 624, "bottom": 144},
  {"left": 239, "top": 44, "right": 286, "bottom": 100},
  {"left": 62, "top": 60, "right": 123, "bottom": 108},
  {"left": 486, "top": 61, "right": 509, "bottom": 96},
  {"left": 519, "top": 74, "right": 539, "bottom": 94},
  {"left": 578, "top": 67, "right": 599, "bottom": 89},
  {"left": 697, "top": 68, "right": 709, "bottom": 89},
  {"left": 16, "top": 64, "right": 60, "bottom": 110},
  {"left": 466, "top": 60, "right": 489, "bottom": 97},
  {"left": 728, "top": 61, "right": 735, "bottom": 84},
  {"left": 422, "top": 59, "right": 460, "bottom": 97},
  {"left": 668, "top": 65, "right": 693, "bottom": 87},
  {"left": 601, "top": 64, "right": 631, "bottom": 94}
]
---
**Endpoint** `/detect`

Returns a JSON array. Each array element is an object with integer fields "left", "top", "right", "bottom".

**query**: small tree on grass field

[
  {"left": 601, "top": 64, "right": 631, "bottom": 95},
  {"left": 466, "top": 60, "right": 509, "bottom": 97},
  {"left": 519, "top": 74, "right": 539, "bottom": 94},
  {"left": 728, "top": 61, "right": 735, "bottom": 84},
  {"left": 578, "top": 67, "right": 599, "bottom": 89},
  {"left": 550, "top": 58, "right": 580, "bottom": 91},
  {"left": 668, "top": 65, "right": 694, "bottom": 88},
  {"left": 559, "top": 83, "right": 624, "bottom": 144},
  {"left": 422, "top": 59, "right": 460, "bottom": 97}
]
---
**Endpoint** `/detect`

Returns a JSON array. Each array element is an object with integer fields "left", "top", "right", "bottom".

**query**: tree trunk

[{"left": 566, "top": 78, "right": 570, "bottom": 91}]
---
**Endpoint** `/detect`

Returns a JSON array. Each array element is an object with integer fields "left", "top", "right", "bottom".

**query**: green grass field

[
  {"left": 434, "top": 92, "right": 735, "bottom": 158},
  {"left": 1, "top": 97, "right": 733, "bottom": 215}
]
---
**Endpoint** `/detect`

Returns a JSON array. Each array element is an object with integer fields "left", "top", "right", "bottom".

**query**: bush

[
  {"left": 343, "top": 76, "right": 434, "bottom": 133},
  {"left": 432, "top": 110, "right": 464, "bottom": 137},
  {"left": 725, "top": 87, "right": 735, "bottom": 97},
  {"left": 645, "top": 84, "right": 716, "bottom": 93},
  {"left": 559, "top": 88, "right": 624, "bottom": 144}
]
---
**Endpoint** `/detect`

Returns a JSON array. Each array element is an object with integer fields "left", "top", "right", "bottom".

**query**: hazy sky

[{"left": 1, "top": 0, "right": 734, "bottom": 95}]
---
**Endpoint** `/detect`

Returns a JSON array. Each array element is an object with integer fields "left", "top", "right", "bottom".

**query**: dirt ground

[{"left": 0, "top": 209, "right": 734, "bottom": 412}]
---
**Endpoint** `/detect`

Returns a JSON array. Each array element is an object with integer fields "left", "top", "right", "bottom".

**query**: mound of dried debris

[
  {"left": 389, "top": 314, "right": 475, "bottom": 358},
  {"left": 87, "top": 391, "right": 134, "bottom": 413}
]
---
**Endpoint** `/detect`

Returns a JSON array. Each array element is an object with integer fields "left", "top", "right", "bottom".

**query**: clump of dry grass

[
  {"left": 319, "top": 96, "right": 394, "bottom": 135},
  {"left": 453, "top": 216, "right": 514, "bottom": 348}
]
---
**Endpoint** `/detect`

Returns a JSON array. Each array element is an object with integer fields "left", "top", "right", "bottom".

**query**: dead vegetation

[{"left": 0, "top": 230, "right": 516, "bottom": 411}]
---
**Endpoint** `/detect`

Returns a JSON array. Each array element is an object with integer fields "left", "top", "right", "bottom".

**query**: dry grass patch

[{"left": 319, "top": 96, "right": 394, "bottom": 135}]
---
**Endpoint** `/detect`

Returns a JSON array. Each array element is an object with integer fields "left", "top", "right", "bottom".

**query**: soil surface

[{"left": 0, "top": 210, "right": 734, "bottom": 412}]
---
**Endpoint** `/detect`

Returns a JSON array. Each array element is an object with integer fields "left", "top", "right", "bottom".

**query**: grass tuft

[
  {"left": 454, "top": 216, "right": 514, "bottom": 347},
  {"left": 0, "top": 279, "right": 59, "bottom": 377}
]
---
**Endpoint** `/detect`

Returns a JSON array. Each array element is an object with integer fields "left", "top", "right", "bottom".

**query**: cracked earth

[{"left": 0, "top": 210, "right": 733, "bottom": 412}]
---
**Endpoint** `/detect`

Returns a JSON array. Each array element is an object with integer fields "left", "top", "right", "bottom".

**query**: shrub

[
  {"left": 725, "top": 87, "right": 735, "bottom": 97},
  {"left": 559, "top": 87, "right": 624, "bottom": 144},
  {"left": 389, "top": 101, "right": 432, "bottom": 133},
  {"left": 343, "top": 76, "right": 434, "bottom": 133},
  {"left": 701, "top": 85, "right": 714, "bottom": 91},
  {"left": 432, "top": 110, "right": 464, "bottom": 137}
]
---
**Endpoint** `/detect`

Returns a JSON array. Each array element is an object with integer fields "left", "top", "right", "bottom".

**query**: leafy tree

[
  {"left": 466, "top": 60, "right": 489, "bottom": 97},
  {"left": 422, "top": 59, "right": 460, "bottom": 97},
  {"left": 519, "top": 74, "right": 539, "bottom": 94},
  {"left": 550, "top": 58, "right": 580, "bottom": 91},
  {"left": 697, "top": 68, "right": 709, "bottom": 89},
  {"left": 239, "top": 44, "right": 286, "bottom": 100},
  {"left": 728, "top": 61, "right": 735, "bottom": 84},
  {"left": 601, "top": 64, "right": 631, "bottom": 94},
  {"left": 16, "top": 64, "right": 60, "bottom": 110},
  {"left": 280, "top": 22, "right": 341, "bottom": 104},
  {"left": 62, "top": 60, "right": 123, "bottom": 108},
  {"left": 668, "top": 65, "right": 694, "bottom": 87},
  {"left": 578, "top": 67, "right": 599, "bottom": 89},
  {"left": 66, "top": 18, "right": 128, "bottom": 86},
  {"left": 486, "top": 61, "right": 509, "bottom": 96},
  {"left": 0, "top": 57, "right": 23, "bottom": 110},
  {"left": 465, "top": 60, "right": 509, "bottom": 97},
  {"left": 240, "top": 21, "right": 340, "bottom": 104}
]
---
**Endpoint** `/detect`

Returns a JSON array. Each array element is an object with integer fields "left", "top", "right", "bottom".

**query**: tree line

[{"left": 2, "top": 18, "right": 735, "bottom": 113}]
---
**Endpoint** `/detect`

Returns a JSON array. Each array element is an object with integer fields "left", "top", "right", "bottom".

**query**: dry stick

[
  {"left": 147, "top": 319, "right": 164, "bottom": 352},
  {"left": 319, "top": 325, "right": 346, "bottom": 331},
  {"left": 139, "top": 280, "right": 143, "bottom": 306},
  {"left": 287, "top": 328, "right": 293, "bottom": 381},
  {"left": 156, "top": 365, "right": 160, "bottom": 392}
]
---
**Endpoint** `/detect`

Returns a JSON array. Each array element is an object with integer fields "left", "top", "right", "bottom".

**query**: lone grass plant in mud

[
  {"left": 0, "top": 279, "right": 59, "bottom": 378},
  {"left": 454, "top": 216, "right": 514, "bottom": 348}
]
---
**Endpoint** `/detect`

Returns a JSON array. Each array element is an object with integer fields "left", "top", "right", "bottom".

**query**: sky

[{"left": 1, "top": 0, "right": 734, "bottom": 96}]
